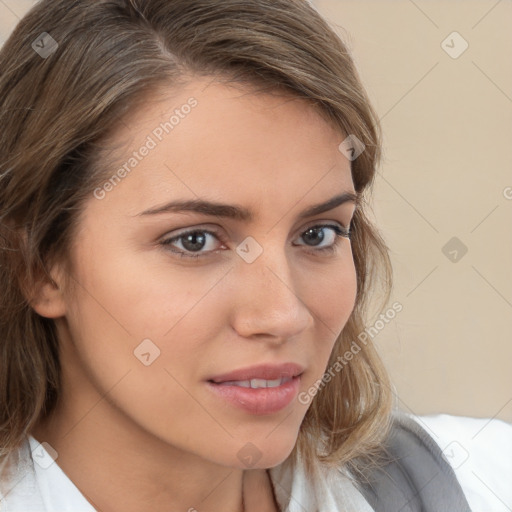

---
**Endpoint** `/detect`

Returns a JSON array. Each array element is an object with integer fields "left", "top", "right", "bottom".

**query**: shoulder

[{"left": 352, "top": 410, "right": 472, "bottom": 512}]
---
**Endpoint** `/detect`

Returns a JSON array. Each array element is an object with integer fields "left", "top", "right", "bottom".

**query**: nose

[{"left": 229, "top": 245, "right": 314, "bottom": 341}]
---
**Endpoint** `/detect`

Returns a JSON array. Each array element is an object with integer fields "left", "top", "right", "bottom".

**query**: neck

[{"left": 30, "top": 394, "right": 281, "bottom": 511}]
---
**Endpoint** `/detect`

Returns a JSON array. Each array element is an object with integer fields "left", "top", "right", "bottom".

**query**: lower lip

[{"left": 206, "top": 375, "right": 301, "bottom": 415}]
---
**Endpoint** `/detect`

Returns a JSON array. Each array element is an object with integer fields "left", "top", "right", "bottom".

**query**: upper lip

[{"left": 208, "top": 363, "right": 305, "bottom": 383}]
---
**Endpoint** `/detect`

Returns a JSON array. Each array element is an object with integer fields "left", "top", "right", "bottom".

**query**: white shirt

[
  {"left": 415, "top": 414, "right": 512, "bottom": 512},
  {"left": 0, "top": 434, "right": 374, "bottom": 511}
]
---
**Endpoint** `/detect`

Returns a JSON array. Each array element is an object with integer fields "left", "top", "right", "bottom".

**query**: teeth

[
  {"left": 231, "top": 380, "right": 251, "bottom": 388},
  {"left": 217, "top": 377, "right": 292, "bottom": 388},
  {"left": 257, "top": 378, "right": 281, "bottom": 388},
  {"left": 251, "top": 378, "right": 270, "bottom": 388}
]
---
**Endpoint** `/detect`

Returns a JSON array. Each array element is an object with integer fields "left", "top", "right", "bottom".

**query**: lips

[
  {"left": 206, "top": 374, "right": 302, "bottom": 414},
  {"left": 216, "top": 377, "right": 293, "bottom": 388},
  {"left": 207, "top": 362, "right": 305, "bottom": 384}
]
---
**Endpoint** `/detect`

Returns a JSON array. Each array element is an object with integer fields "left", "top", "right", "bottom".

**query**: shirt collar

[{"left": 8, "top": 435, "right": 374, "bottom": 512}]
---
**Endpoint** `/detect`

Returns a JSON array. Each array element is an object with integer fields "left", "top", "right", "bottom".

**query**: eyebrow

[{"left": 135, "top": 191, "right": 358, "bottom": 222}]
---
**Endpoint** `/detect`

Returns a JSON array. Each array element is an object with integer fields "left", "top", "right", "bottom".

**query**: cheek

[
  {"left": 60, "top": 260, "right": 227, "bottom": 443},
  {"left": 302, "top": 251, "right": 357, "bottom": 370},
  {"left": 62, "top": 246, "right": 234, "bottom": 403},
  {"left": 68, "top": 239, "right": 223, "bottom": 339},
  {"left": 307, "top": 250, "right": 357, "bottom": 333}
]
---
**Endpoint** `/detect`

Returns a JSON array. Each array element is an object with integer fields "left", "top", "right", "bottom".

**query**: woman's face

[{"left": 49, "top": 77, "right": 358, "bottom": 469}]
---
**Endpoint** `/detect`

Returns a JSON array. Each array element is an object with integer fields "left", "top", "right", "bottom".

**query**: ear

[
  {"left": 15, "top": 228, "right": 68, "bottom": 319},
  {"left": 28, "top": 264, "right": 68, "bottom": 319}
]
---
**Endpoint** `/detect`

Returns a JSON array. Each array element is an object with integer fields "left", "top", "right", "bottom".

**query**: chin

[{"left": 226, "top": 431, "right": 299, "bottom": 470}]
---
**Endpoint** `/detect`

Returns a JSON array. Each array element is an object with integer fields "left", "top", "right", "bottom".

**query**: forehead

[{"left": 87, "top": 77, "right": 354, "bottom": 220}]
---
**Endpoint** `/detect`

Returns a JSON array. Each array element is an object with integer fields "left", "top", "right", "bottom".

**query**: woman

[{"left": 0, "top": 1, "right": 471, "bottom": 510}]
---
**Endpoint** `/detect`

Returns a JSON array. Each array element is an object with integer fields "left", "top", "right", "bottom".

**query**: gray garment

[{"left": 354, "top": 411, "right": 473, "bottom": 512}]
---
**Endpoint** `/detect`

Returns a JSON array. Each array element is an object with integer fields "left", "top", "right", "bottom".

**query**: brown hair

[{"left": 0, "top": 0, "right": 394, "bottom": 478}]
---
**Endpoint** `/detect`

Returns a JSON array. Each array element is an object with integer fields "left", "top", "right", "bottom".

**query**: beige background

[{"left": 1, "top": 1, "right": 511, "bottom": 422}]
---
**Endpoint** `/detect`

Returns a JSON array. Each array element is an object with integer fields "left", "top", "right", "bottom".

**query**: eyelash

[{"left": 160, "top": 223, "right": 351, "bottom": 260}]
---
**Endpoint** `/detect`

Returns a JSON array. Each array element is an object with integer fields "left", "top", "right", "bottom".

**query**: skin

[{"left": 30, "top": 77, "right": 358, "bottom": 512}]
